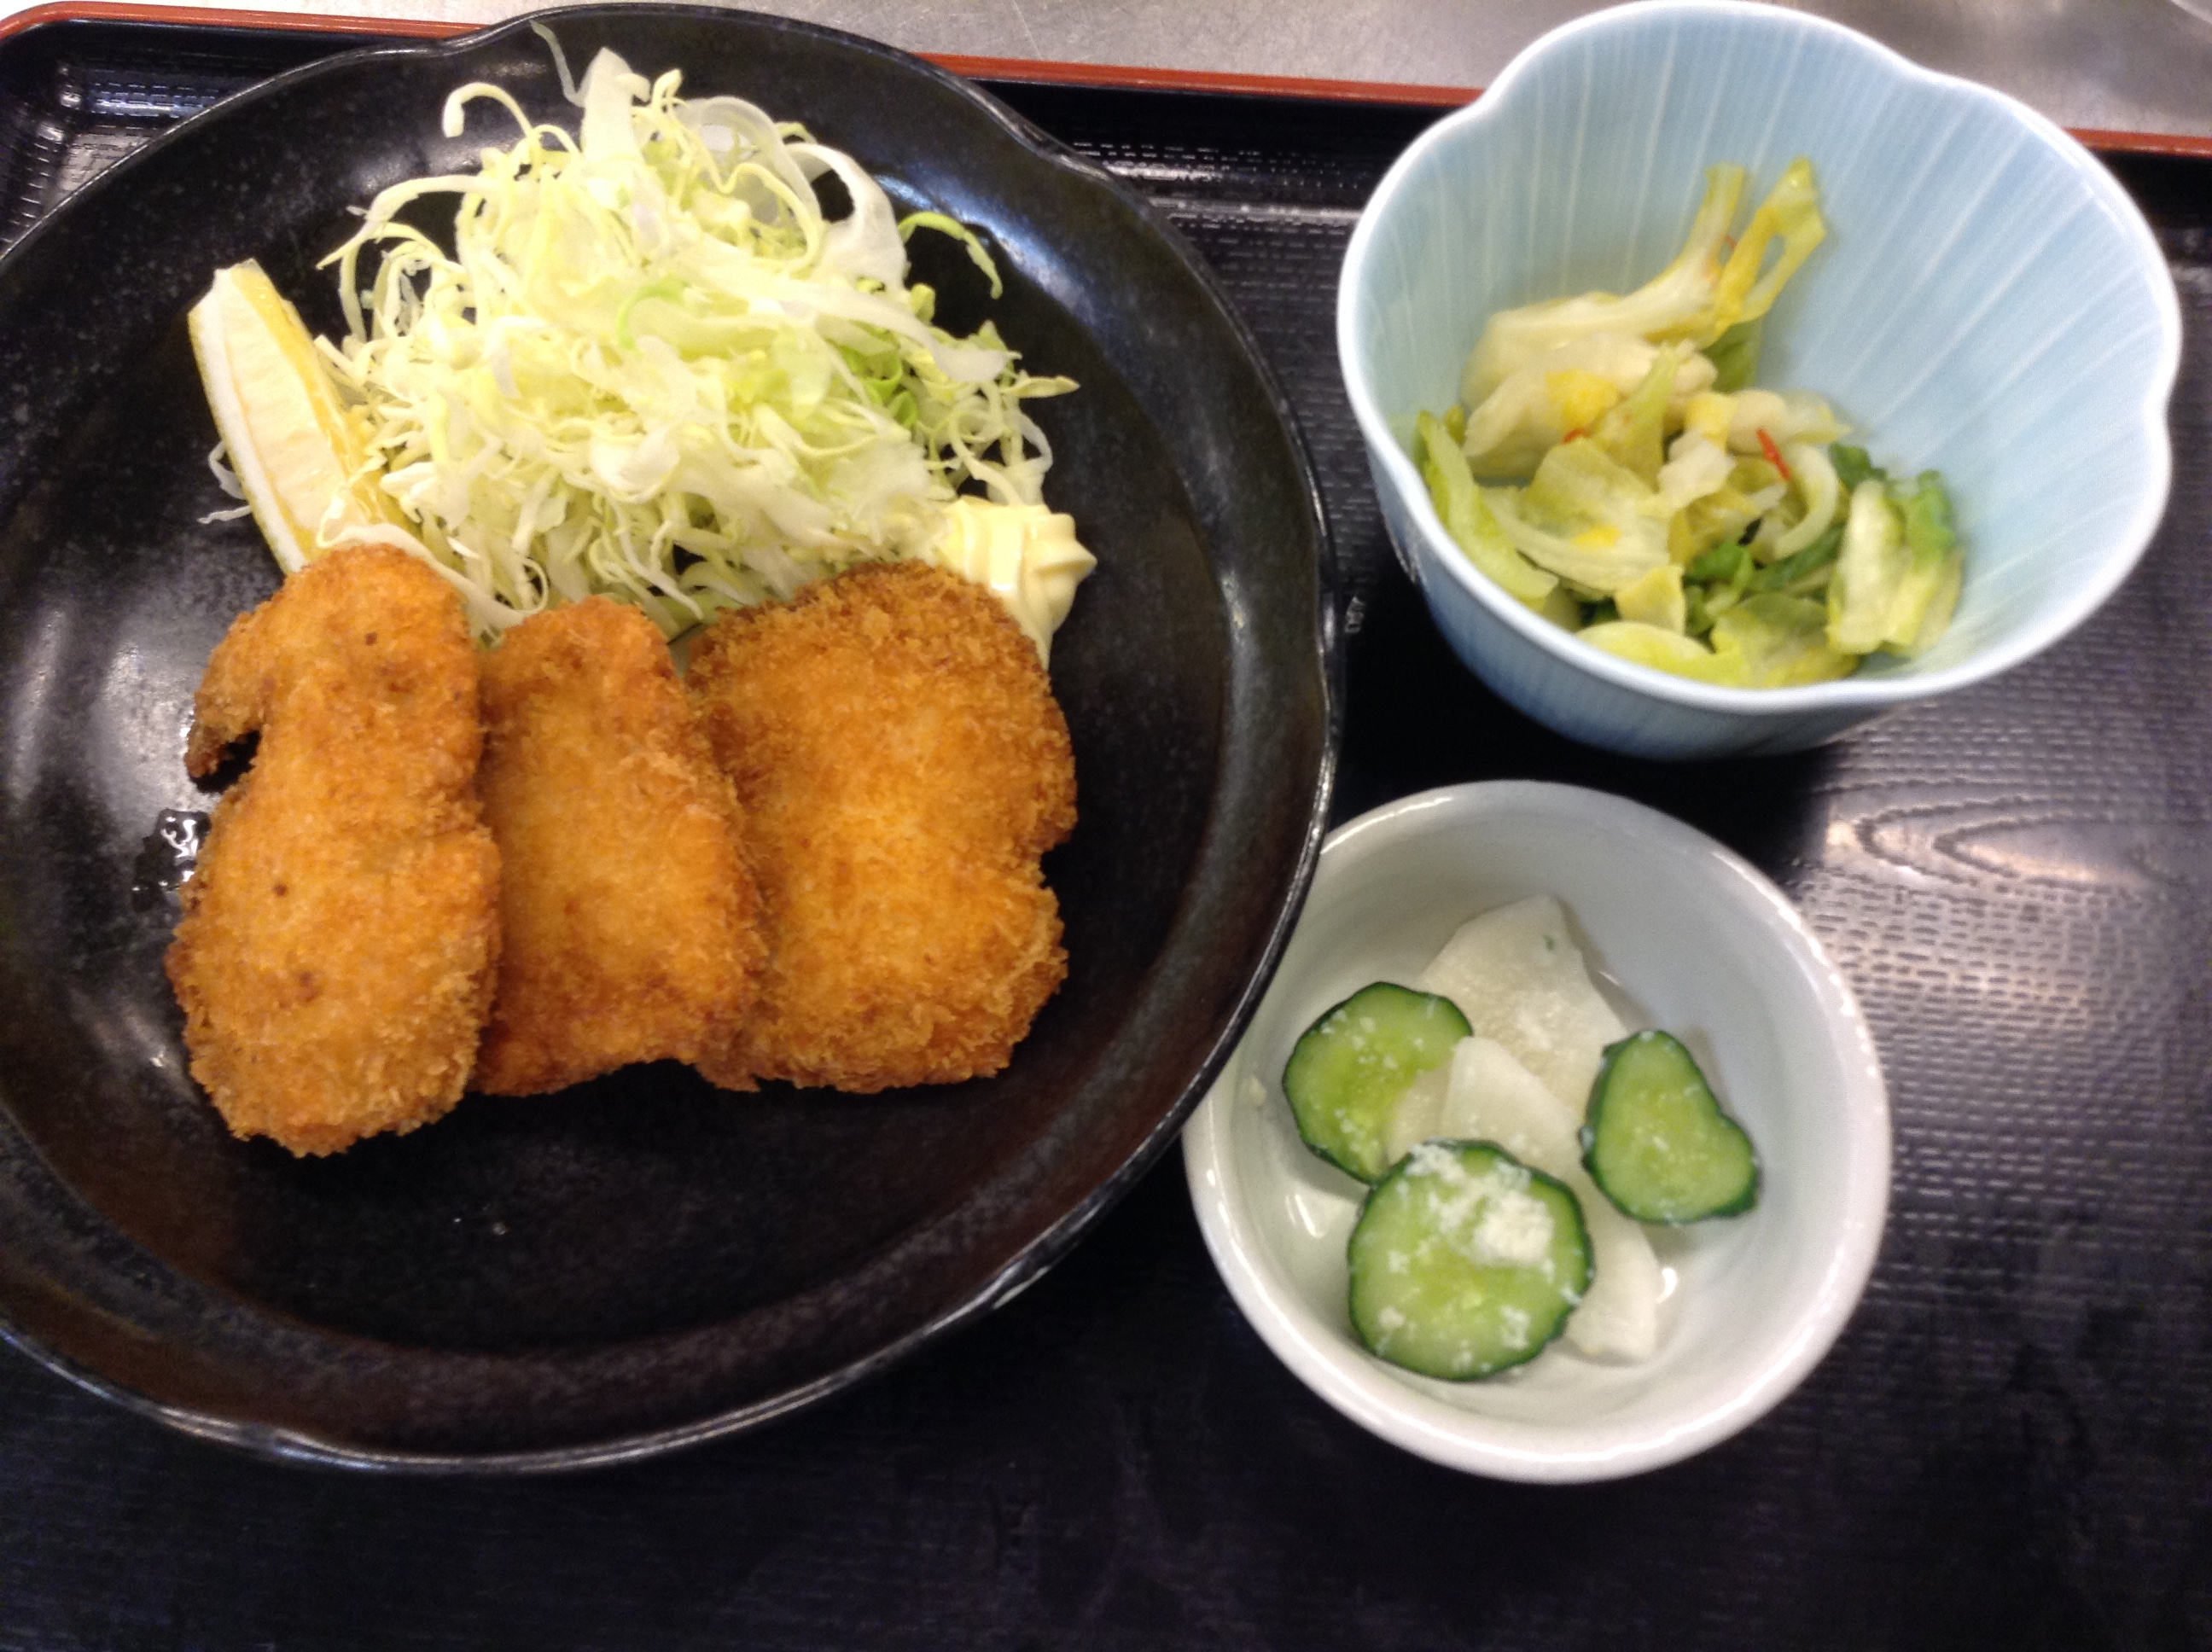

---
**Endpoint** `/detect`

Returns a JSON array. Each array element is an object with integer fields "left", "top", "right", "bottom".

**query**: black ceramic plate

[{"left": 0, "top": 4, "right": 1336, "bottom": 1468}]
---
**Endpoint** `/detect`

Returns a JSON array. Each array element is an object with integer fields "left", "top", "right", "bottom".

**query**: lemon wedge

[{"left": 187, "top": 260, "right": 391, "bottom": 573}]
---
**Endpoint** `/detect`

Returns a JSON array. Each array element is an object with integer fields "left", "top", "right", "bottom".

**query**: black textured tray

[{"left": 2, "top": 15, "right": 2208, "bottom": 1649}]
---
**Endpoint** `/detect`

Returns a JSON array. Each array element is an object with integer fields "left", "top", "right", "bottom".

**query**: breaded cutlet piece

[
  {"left": 687, "top": 561, "right": 1077, "bottom": 1093},
  {"left": 166, "top": 545, "right": 501, "bottom": 1156},
  {"left": 472, "top": 597, "right": 765, "bottom": 1096}
]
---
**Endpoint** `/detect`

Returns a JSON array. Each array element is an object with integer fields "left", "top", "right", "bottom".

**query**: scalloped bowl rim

[{"left": 1336, "top": 0, "right": 2181, "bottom": 717}]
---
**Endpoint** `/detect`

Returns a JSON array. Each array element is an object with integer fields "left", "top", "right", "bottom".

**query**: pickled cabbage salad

[
  {"left": 194, "top": 36, "right": 1093, "bottom": 655},
  {"left": 1419, "top": 160, "right": 1963, "bottom": 689}
]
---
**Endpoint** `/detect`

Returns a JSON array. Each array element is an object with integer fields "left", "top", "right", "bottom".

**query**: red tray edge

[
  {"left": 3, "top": 0, "right": 2208, "bottom": 155},
  {"left": 0, "top": 0, "right": 1481, "bottom": 107}
]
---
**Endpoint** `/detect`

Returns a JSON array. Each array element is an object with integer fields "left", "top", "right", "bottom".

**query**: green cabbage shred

[{"left": 316, "top": 36, "right": 1074, "bottom": 638}]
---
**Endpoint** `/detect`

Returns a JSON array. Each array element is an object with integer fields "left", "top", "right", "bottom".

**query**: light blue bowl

[{"left": 1337, "top": 0, "right": 2180, "bottom": 759}]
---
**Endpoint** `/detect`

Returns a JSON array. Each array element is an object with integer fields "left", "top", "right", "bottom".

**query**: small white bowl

[
  {"left": 1182, "top": 782, "right": 1888, "bottom": 1481},
  {"left": 1336, "top": 0, "right": 2180, "bottom": 759}
]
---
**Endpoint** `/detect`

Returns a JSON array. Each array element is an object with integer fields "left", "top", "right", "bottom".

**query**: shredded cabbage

[{"left": 316, "top": 40, "right": 1075, "bottom": 638}]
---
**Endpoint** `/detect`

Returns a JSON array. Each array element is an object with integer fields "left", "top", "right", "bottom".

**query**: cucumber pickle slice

[
  {"left": 1282, "top": 983, "right": 1471, "bottom": 1183},
  {"left": 1581, "top": 1029, "right": 1759, "bottom": 1223},
  {"left": 1348, "top": 1141, "right": 1594, "bottom": 1380}
]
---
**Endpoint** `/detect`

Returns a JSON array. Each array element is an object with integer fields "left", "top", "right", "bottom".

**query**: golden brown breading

[
  {"left": 471, "top": 598, "right": 765, "bottom": 1096},
  {"left": 685, "top": 561, "right": 1074, "bottom": 1092},
  {"left": 166, "top": 545, "right": 501, "bottom": 1155},
  {"left": 688, "top": 561, "right": 1077, "bottom": 1093}
]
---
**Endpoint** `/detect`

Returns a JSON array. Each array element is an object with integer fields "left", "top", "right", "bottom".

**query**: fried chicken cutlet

[
  {"left": 473, "top": 598, "right": 765, "bottom": 1095},
  {"left": 688, "top": 562, "right": 1076, "bottom": 1093},
  {"left": 166, "top": 545, "right": 501, "bottom": 1155}
]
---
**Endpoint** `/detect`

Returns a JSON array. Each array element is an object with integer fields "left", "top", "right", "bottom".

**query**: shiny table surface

[{"left": 4, "top": 0, "right": 2212, "bottom": 136}]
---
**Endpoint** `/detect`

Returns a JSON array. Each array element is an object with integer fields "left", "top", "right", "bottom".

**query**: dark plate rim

[{"left": 0, "top": 1, "right": 1343, "bottom": 1472}]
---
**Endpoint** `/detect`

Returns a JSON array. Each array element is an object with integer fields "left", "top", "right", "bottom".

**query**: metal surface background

[
  {"left": 7, "top": 0, "right": 2212, "bottom": 136},
  {"left": 0, "top": 15, "right": 2208, "bottom": 1650}
]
